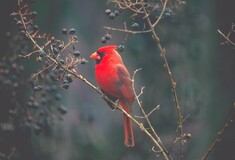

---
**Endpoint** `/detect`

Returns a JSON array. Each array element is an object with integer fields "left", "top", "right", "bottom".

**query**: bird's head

[{"left": 90, "top": 45, "right": 119, "bottom": 64}]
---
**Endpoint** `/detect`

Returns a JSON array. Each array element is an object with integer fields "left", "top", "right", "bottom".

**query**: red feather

[{"left": 90, "top": 45, "right": 135, "bottom": 147}]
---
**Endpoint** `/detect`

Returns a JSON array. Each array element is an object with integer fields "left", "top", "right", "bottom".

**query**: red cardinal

[{"left": 90, "top": 45, "right": 135, "bottom": 147}]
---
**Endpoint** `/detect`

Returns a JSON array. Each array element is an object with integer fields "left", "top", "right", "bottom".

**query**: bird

[{"left": 90, "top": 45, "right": 135, "bottom": 147}]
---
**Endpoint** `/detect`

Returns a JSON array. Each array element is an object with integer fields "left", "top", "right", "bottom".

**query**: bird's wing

[{"left": 116, "top": 64, "right": 134, "bottom": 105}]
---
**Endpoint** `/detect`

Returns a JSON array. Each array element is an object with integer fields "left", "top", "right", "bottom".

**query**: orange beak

[{"left": 90, "top": 52, "right": 100, "bottom": 60}]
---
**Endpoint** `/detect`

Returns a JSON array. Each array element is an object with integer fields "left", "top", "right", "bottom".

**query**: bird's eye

[
  {"left": 97, "top": 51, "right": 105, "bottom": 56},
  {"left": 95, "top": 51, "right": 105, "bottom": 64}
]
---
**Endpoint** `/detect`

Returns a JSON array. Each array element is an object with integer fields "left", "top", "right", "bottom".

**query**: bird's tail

[{"left": 120, "top": 100, "right": 134, "bottom": 147}]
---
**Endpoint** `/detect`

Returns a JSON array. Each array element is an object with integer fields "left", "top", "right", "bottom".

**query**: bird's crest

[{"left": 97, "top": 45, "right": 117, "bottom": 54}]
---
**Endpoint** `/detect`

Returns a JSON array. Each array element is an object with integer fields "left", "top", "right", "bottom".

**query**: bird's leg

[
  {"left": 103, "top": 95, "right": 119, "bottom": 111},
  {"left": 100, "top": 89, "right": 119, "bottom": 110},
  {"left": 112, "top": 99, "right": 120, "bottom": 110}
]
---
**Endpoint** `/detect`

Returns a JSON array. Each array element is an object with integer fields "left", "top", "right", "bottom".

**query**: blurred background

[{"left": 0, "top": 0, "right": 235, "bottom": 160}]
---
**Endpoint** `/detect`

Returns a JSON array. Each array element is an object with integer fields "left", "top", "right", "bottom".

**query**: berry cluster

[
  {"left": 101, "top": 33, "right": 112, "bottom": 44},
  {"left": 105, "top": 8, "right": 121, "bottom": 20},
  {"left": 7, "top": 0, "right": 89, "bottom": 138},
  {"left": 0, "top": 58, "right": 24, "bottom": 91},
  {"left": 11, "top": 0, "right": 88, "bottom": 89},
  {"left": 100, "top": 32, "right": 125, "bottom": 52}
]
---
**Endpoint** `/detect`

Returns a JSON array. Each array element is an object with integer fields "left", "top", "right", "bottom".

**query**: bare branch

[
  {"left": 104, "top": 26, "right": 151, "bottom": 34},
  {"left": 132, "top": 68, "right": 172, "bottom": 160},
  {"left": 153, "top": 0, "right": 168, "bottom": 27},
  {"left": 31, "top": 63, "right": 55, "bottom": 80},
  {"left": 201, "top": 103, "right": 235, "bottom": 160},
  {"left": 141, "top": 2, "right": 184, "bottom": 159},
  {"left": 147, "top": 105, "right": 160, "bottom": 117},
  {"left": 218, "top": 29, "right": 235, "bottom": 46}
]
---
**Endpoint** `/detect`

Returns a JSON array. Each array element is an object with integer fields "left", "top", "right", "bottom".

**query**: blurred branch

[
  {"left": 0, "top": 147, "right": 15, "bottom": 160},
  {"left": 153, "top": 0, "right": 167, "bottom": 27},
  {"left": 217, "top": 23, "right": 235, "bottom": 46},
  {"left": 201, "top": 103, "right": 235, "bottom": 160},
  {"left": 103, "top": 26, "right": 151, "bottom": 34}
]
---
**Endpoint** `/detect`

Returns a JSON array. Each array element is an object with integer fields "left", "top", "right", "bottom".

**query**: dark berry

[
  {"left": 66, "top": 73, "right": 73, "bottom": 83},
  {"left": 164, "top": 11, "right": 171, "bottom": 19},
  {"left": 73, "top": 51, "right": 80, "bottom": 57},
  {"left": 62, "top": 28, "right": 68, "bottom": 34},
  {"left": 17, "top": 21, "right": 24, "bottom": 30},
  {"left": 101, "top": 37, "right": 107, "bottom": 44},
  {"left": 53, "top": 47, "right": 59, "bottom": 55},
  {"left": 13, "top": 17, "right": 18, "bottom": 22},
  {"left": 58, "top": 105, "right": 68, "bottom": 115},
  {"left": 114, "top": 10, "right": 120, "bottom": 17},
  {"left": 39, "top": 50, "right": 46, "bottom": 57},
  {"left": 63, "top": 79, "right": 69, "bottom": 89},
  {"left": 62, "top": 83, "right": 69, "bottom": 89},
  {"left": 33, "top": 25, "right": 39, "bottom": 31},
  {"left": 109, "top": 12, "right": 115, "bottom": 20},
  {"left": 36, "top": 119, "right": 47, "bottom": 128},
  {"left": 105, "top": 9, "right": 111, "bottom": 15},
  {"left": 58, "top": 44, "right": 64, "bottom": 50},
  {"left": 41, "top": 97, "right": 47, "bottom": 105},
  {"left": 27, "top": 101, "right": 34, "bottom": 107},
  {"left": 49, "top": 72, "right": 57, "bottom": 81},
  {"left": 33, "top": 85, "right": 42, "bottom": 92},
  {"left": 63, "top": 79, "right": 69, "bottom": 84},
  {"left": 49, "top": 85, "right": 57, "bottom": 92},
  {"left": 16, "top": 20, "right": 23, "bottom": 27},
  {"left": 59, "top": 59, "right": 65, "bottom": 64},
  {"left": 31, "top": 11, "right": 37, "bottom": 18},
  {"left": 118, "top": 44, "right": 125, "bottom": 52},
  {"left": 131, "top": 23, "right": 140, "bottom": 30},
  {"left": 104, "top": 33, "right": 112, "bottom": 40},
  {"left": 16, "top": 21, "right": 23, "bottom": 26},
  {"left": 55, "top": 93, "right": 62, "bottom": 100},
  {"left": 69, "top": 28, "right": 76, "bottom": 34},
  {"left": 33, "top": 101, "right": 39, "bottom": 108}
]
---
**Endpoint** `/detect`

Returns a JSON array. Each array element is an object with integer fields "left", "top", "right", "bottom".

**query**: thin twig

[
  {"left": 201, "top": 103, "right": 235, "bottom": 160},
  {"left": 132, "top": 68, "right": 172, "bottom": 160},
  {"left": 141, "top": 2, "right": 184, "bottom": 159},
  {"left": 153, "top": 0, "right": 168, "bottom": 27},
  {"left": 31, "top": 63, "right": 55, "bottom": 80},
  {"left": 104, "top": 26, "right": 151, "bottom": 34},
  {"left": 19, "top": 49, "right": 39, "bottom": 58},
  {"left": 147, "top": 105, "right": 160, "bottom": 117},
  {"left": 217, "top": 29, "right": 235, "bottom": 46}
]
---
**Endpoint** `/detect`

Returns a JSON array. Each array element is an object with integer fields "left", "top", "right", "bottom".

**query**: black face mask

[{"left": 95, "top": 51, "right": 105, "bottom": 64}]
